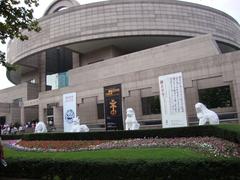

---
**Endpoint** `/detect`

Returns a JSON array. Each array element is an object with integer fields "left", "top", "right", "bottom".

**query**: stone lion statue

[
  {"left": 71, "top": 117, "right": 89, "bottom": 132},
  {"left": 35, "top": 121, "right": 48, "bottom": 133},
  {"left": 125, "top": 108, "right": 140, "bottom": 130},
  {"left": 195, "top": 103, "right": 219, "bottom": 125}
]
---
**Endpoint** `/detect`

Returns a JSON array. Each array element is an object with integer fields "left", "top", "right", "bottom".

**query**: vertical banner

[
  {"left": 159, "top": 72, "right": 188, "bottom": 128},
  {"left": 104, "top": 84, "right": 123, "bottom": 130},
  {"left": 63, "top": 92, "right": 76, "bottom": 132}
]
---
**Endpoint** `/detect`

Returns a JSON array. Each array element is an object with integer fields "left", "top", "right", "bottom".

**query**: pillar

[
  {"left": 53, "top": 106, "right": 63, "bottom": 131},
  {"left": 20, "top": 106, "right": 25, "bottom": 125}
]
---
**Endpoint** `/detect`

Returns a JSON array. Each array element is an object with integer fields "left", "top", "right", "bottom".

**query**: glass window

[
  {"left": 0, "top": 116, "right": 6, "bottom": 125},
  {"left": 46, "top": 72, "right": 69, "bottom": 90},
  {"left": 13, "top": 98, "right": 23, "bottom": 106},
  {"left": 97, "top": 103, "right": 104, "bottom": 119},
  {"left": 46, "top": 73, "right": 58, "bottom": 90},
  {"left": 46, "top": 48, "right": 72, "bottom": 91},
  {"left": 47, "top": 108, "right": 53, "bottom": 116},
  {"left": 198, "top": 85, "right": 232, "bottom": 108},
  {"left": 141, "top": 96, "right": 161, "bottom": 115}
]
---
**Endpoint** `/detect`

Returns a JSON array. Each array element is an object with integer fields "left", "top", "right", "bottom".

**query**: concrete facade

[
  {"left": 1, "top": 0, "right": 240, "bottom": 131},
  {"left": 7, "top": 0, "right": 240, "bottom": 65}
]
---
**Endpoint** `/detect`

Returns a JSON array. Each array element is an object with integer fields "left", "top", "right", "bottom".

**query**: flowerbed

[{"left": 4, "top": 137, "right": 240, "bottom": 158}]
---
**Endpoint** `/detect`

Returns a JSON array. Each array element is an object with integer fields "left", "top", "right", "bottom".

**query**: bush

[
  {"left": 21, "top": 125, "right": 240, "bottom": 143},
  {"left": 0, "top": 158, "right": 239, "bottom": 180},
  {"left": 214, "top": 124, "right": 240, "bottom": 143},
  {"left": 2, "top": 124, "right": 240, "bottom": 144},
  {"left": 20, "top": 125, "right": 213, "bottom": 141},
  {"left": 1, "top": 134, "right": 23, "bottom": 140}
]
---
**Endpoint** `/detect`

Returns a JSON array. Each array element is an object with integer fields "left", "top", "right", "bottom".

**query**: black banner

[{"left": 104, "top": 84, "right": 123, "bottom": 130}]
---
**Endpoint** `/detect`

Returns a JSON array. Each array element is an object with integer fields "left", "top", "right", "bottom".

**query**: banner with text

[
  {"left": 104, "top": 84, "right": 123, "bottom": 130},
  {"left": 63, "top": 92, "right": 76, "bottom": 132},
  {"left": 159, "top": 72, "right": 188, "bottom": 128}
]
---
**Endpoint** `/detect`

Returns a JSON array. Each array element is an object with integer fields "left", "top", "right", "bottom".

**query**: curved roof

[
  {"left": 7, "top": 0, "right": 240, "bottom": 65},
  {"left": 43, "top": 0, "right": 80, "bottom": 16}
]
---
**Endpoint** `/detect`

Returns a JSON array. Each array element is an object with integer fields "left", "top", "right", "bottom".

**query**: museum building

[{"left": 0, "top": 0, "right": 240, "bottom": 131}]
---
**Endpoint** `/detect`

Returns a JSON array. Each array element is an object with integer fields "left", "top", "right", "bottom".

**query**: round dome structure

[{"left": 6, "top": 0, "right": 240, "bottom": 84}]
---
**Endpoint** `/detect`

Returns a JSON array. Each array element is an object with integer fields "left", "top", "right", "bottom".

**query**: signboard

[
  {"left": 104, "top": 84, "right": 123, "bottom": 130},
  {"left": 23, "top": 99, "right": 39, "bottom": 107},
  {"left": 159, "top": 72, "right": 188, "bottom": 128},
  {"left": 63, "top": 92, "right": 76, "bottom": 132}
]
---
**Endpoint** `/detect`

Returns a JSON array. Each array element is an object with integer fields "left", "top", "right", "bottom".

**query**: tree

[{"left": 0, "top": 0, "right": 41, "bottom": 71}]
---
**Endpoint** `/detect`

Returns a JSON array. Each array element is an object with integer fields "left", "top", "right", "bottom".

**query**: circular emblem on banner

[{"left": 65, "top": 109, "right": 75, "bottom": 124}]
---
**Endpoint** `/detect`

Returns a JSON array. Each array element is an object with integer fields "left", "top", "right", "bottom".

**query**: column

[
  {"left": 53, "top": 106, "right": 63, "bottom": 131},
  {"left": 38, "top": 104, "right": 46, "bottom": 122},
  {"left": 20, "top": 106, "right": 25, "bottom": 125},
  {"left": 72, "top": 52, "right": 80, "bottom": 68},
  {"left": 39, "top": 52, "right": 46, "bottom": 92}
]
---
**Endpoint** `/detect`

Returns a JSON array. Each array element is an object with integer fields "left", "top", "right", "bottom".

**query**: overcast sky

[{"left": 0, "top": 0, "right": 239, "bottom": 90}]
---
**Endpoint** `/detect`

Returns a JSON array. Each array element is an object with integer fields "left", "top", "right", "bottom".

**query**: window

[
  {"left": 47, "top": 107, "right": 53, "bottom": 116},
  {"left": 46, "top": 105, "right": 54, "bottom": 126},
  {"left": 46, "top": 48, "right": 72, "bottom": 91},
  {"left": 0, "top": 116, "right": 6, "bottom": 125},
  {"left": 13, "top": 98, "right": 23, "bottom": 106},
  {"left": 198, "top": 85, "right": 232, "bottom": 109},
  {"left": 46, "top": 104, "right": 54, "bottom": 116},
  {"left": 46, "top": 72, "right": 69, "bottom": 90},
  {"left": 141, "top": 96, "right": 161, "bottom": 115},
  {"left": 97, "top": 103, "right": 104, "bottom": 119}
]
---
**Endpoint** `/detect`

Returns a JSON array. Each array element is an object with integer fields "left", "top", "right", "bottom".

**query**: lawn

[
  {"left": 3, "top": 147, "right": 238, "bottom": 179},
  {"left": 4, "top": 147, "right": 216, "bottom": 161},
  {"left": 2, "top": 125, "right": 240, "bottom": 179}
]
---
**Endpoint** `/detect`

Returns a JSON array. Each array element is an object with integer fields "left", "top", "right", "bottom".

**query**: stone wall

[
  {"left": 7, "top": 0, "right": 240, "bottom": 64},
  {"left": 37, "top": 35, "right": 240, "bottom": 127}
]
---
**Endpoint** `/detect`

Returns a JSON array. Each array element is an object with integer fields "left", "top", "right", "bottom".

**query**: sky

[{"left": 0, "top": 0, "right": 239, "bottom": 90}]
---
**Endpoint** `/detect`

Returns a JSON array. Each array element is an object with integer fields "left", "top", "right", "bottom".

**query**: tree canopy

[{"left": 0, "top": 0, "right": 41, "bottom": 70}]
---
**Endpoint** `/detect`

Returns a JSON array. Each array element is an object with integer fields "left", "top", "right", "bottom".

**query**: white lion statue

[
  {"left": 125, "top": 108, "right": 140, "bottom": 130},
  {"left": 35, "top": 121, "right": 48, "bottom": 133},
  {"left": 71, "top": 117, "right": 89, "bottom": 132},
  {"left": 195, "top": 103, "right": 219, "bottom": 126}
]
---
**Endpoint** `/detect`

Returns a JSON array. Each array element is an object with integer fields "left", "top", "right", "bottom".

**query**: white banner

[
  {"left": 63, "top": 92, "right": 76, "bottom": 132},
  {"left": 159, "top": 72, "right": 188, "bottom": 128}
]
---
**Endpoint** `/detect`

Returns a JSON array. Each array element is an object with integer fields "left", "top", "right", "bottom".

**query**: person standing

[{"left": 0, "top": 137, "right": 7, "bottom": 167}]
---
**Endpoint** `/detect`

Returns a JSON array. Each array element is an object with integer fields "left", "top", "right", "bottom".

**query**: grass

[
  {"left": 4, "top": 147, "right": 218, "bottom": 161},
  {"left": 217, "top": 124, "right": 240, "bottom": 133},
  {"left": 3, "top": 126, "right": 239, "bottom": 179}
]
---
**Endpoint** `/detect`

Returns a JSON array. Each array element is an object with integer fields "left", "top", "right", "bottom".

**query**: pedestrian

[{"left": 0, "top": 137, "right": 7, "bottom": 167}]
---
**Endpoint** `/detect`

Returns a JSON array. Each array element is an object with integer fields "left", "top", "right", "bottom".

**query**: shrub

[
  {"left": 0, "top": 158, "right": 239, "bottom": 180},
  {"left": 21, "top": 125, "right": 214, "bottom": 141},
  {"left": 1, "top": 134, "right": 23, "bottom": 140},
  {"left": 214, "top": 124, "right": 240, "bottom": 143},
  {"left": 2, "top": 124, "right": 240, "bottom": 144},
  {"left": 21, "top": 125, "right": 240, "bottom": 143}
]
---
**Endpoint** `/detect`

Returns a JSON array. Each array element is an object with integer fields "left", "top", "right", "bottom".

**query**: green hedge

[
  {"left": 1, "top": 134, "right": 23, "bottom": 140},
  {"left": 1, "top": 124, "right": 240, "bottom": 144},
  {"left": 21, "top": 125, "right": 210, "bottom": 140},
  {"left": 22, "top": 125, "right": 240, "bottom": 144},
  {"left": 0, "top": 158, "right": 240, "bottom": 180},
  {"left": 213, "top": 125, "right": 240, "bottom": 144}
]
